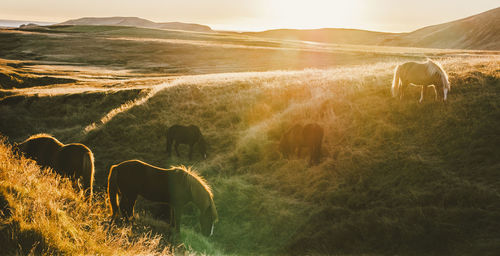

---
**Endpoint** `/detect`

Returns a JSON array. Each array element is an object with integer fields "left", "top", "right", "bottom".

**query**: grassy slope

[
  {"left": 0, "top": 139, "right": 171, "bottom": 255},
  {"left": 1, "top": 55, "right": 499, "bottom": 255},
  {"left": 0, "top": 59, "right": 76, "bottom": 89},
  {"left": 0, "top": 89, "right": 146, "bottom": 141},
  {"left": 85, "top": 57, "right": 500, "bottom": 255}
]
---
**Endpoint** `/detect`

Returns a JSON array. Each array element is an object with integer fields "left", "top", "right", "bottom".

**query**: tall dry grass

[{"left": 0, "top": 138, "right": 172, "bottom": 255}]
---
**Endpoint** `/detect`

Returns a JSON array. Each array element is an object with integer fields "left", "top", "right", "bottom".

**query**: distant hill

[
  {"left": 242, "top": 28, "right": 397, "bottom": 46},
  {"left": 58, "top": 17, "right": 214, "bottom": 33},
  {"left": 241, "top": 7, "right": 500, "bottom": 50},
  {"left": 389, "top": 6, "right": 500, "bottom": 50},
  {"left": 0, "top": 19, "right": 54, "bottom": 28}
]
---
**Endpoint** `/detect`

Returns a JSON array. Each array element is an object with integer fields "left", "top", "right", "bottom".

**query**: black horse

[{"left": 166, "top": 125, "right": 207, "bottom": 160}]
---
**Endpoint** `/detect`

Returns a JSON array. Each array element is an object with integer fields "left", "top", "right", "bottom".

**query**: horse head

[
  {"left": 200, "top": 200, "right": 218, "bottom": 236},
  {"left": 188, "top": 171, "right": 217, "bottom": 236},
  {"left": 198, "top": 138, "right": 207, "bottom": 160}
]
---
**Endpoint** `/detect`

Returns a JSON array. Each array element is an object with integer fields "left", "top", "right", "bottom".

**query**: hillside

[
  {"left": 1, "top": 55, "right": 499, "bottom": 255},
  {"left": 0, "top": 59, "right": 76, "bottom": 90},
  {"left": 242, "top": 28, "right": 397, "bottom": 45},
  {"left": 58, "top": 17, "right": 214, "bottom": 33},
  {"left": 0, "top": 139, "right": 172, "bottom": 255},
  {"left": 0, "top": 25, "right": 411, "bottom": 78},
  {"left": 388, "top": 7, "right": 500, "bottom": 50},
  {"left": 3, "top": 24, "right": 495, "bottom": 84},
  {"left": 241, "top": 7, "right": 500, "bottom": 50}
]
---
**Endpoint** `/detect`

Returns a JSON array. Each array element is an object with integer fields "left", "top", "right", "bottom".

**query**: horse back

[
  {"left": 167, "top": 125, "right": 187, "bottom": 142},
  {"left": 55, "top": 143, "right": 92, "bottom": 178},
  {"left": 112, "top": 160, "right": 179, "bottom": 203},
  {"left": 302, "top": 123, "right": 324, "bottom": 146},
  {"left": 168, "top": 124, "right": 202, "bottom": 143},
  {"left": 401, "top": 62, "right": 441, "bottom": 85},
  {"left": 19, "top": 136, "right": 63, "bottom": 169}
]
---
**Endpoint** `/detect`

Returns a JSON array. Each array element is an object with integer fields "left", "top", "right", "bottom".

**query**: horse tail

[
  {"left": 107, "top": 165, "right": 119, "bottom": 217},
  {"left": 82, "top": 150, "right": 94, "bottom": 200},
  {"left": 391, "top": 64, "right": 401, "bottom": 97}
]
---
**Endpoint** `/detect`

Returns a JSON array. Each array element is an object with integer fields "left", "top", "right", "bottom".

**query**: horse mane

[
  {"left": 170, "top": 165, "right": 218, "bottom": 222},
  {"left": 168, "top": 165, "right": 213, "bottom": 198},
  {"left": 425, "top": 59, "right": 450, "bottom": 90},
  {"left": 23, "top": 133, "right": 64, "bottom": 146}
]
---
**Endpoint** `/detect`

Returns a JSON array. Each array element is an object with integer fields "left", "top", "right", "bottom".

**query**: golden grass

[
  {"left": 0, "top": 138, "right": 172, "bottom": 255},
  {"left": 1, "top": 53, "right": 499, "bottom": 255}
]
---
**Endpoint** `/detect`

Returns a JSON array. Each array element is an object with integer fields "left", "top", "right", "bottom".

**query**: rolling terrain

[
  {"left": 242, "top": 7, "right": 500, "bottom": 50},
  {"left": 0, "top": 21, "right": 499, "bottom": 255}
]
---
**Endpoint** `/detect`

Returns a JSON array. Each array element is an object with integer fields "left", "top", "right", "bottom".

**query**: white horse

[{"left": 391, "top": 59, "right": 450, "bottom": 102}]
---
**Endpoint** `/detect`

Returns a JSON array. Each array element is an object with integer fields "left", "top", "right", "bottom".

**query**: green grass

[
  {"left": 0, "top": 25, "right": 499, "bottom": 255},
  {"left": 2, "top": 55, "right": 499, "bottom": 255}
]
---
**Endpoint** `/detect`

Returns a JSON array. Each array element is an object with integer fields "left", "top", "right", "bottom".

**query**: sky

[{"left": 1, "top": 0, "right": 498, "bottom": 32}]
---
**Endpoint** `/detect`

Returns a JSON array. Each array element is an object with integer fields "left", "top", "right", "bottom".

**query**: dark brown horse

[
  {"left": 16, "top": 134, "right": 95, "bottom": 198},
  {"left": 107, "top": 160, "right": 218, "bottom": 236},
  {"left": 15, "top": 134, "right": 63, "bottom": 169},
  {"left": 279, "top": 123, "right": 324, "bottom": 165},
  {"left": 166, "top": 125, "right": 207, "bottom": 160}
]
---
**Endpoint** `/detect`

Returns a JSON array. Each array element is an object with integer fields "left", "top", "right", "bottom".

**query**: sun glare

[{"left": 266, "top": 0, "right": 363, "bottom": 29}]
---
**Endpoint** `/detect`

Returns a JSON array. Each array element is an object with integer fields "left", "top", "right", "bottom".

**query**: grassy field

[
  {"left": 2, "top": 25, "right": 496, "bottom": 78},
  {"left": 1, "top": 25, "right": 499, "bottom": 255}
]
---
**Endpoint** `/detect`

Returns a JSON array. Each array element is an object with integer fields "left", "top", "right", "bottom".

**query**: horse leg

[
  {"left": 166, "top": 138, "right": 172, "bottom": 157},
  {"left": 314, "top": 145, "right": 321, "bottom": 165},
  {"left": 119, "top": 194, "right": 137, "bottom": 220},
  {"left": 419, "top": 85, "right": 429, "bottom": 103},
  {"left": 308, "top": 146, "right": 317, "bottom": 166},
  {"left": 436, "top": 85, "right": 445, "bottom": 101},
  {"left": 166, "top": 205, "right": 174, "bottom": 225},
  {"left": 173, "top": 207, "right": 183, "bottom": 234},
  {"left": 419, "top": 86, "right": 424, "bottom": 103},
  {"left": 175, "top": 142, "right": 181, "bottom": 157},
  {"left": 118, "top": 196, "right": 129, "bottom": 219},
  {"left": 188, "top": 143, "right": 194, "bottom": 160},
  {"left": 399, "top": 82, "right": 408, "bottom": 100}
]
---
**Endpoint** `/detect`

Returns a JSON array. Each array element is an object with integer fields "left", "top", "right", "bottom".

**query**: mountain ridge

[{"left": 57, "top": 16, "right": 214, "bottom": 33}]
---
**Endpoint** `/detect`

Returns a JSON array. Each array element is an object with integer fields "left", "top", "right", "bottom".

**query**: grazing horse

[
  {"left": 280, "top": 123, "right": 324, "bottom": 165},
  {"left": 107, "top": 160, "right": 218, "bottom": 236},
  {"left": 16, "top": 134, "right": 95, "bottom": 199},
  {"left": 391, "top": 59, "right": 450, "bottom": 102},
  {"left": 166, "top": 125, "right": 207, "bottom": 160}
]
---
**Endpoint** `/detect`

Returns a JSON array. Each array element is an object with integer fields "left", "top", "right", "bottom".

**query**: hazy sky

[{"left": 1, "top": 0, "right": 498, "bottom": 32}]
